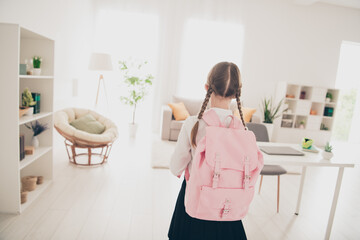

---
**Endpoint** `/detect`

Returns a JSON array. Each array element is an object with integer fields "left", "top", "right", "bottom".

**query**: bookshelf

[
  {"left": 273, "top": 82, "right": 339, "bottom": 146},
  {"left": 0, "top": 23, "right": 54, "bottom": 213}
]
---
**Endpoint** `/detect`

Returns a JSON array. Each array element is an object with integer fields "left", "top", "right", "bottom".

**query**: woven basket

[
  {"left": 21, "top": 176, "right": 37, "bottom": 191},
  {"left": 37, "top": 176, "right": 44, "bottom": 185},
  {"left": 21, "top": 191, "right": 28, "bottom": 204}
]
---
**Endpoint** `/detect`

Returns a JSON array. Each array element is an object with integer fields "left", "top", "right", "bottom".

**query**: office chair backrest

[{"left": 246, "top": 123, "right": 269, "bottom": 142}]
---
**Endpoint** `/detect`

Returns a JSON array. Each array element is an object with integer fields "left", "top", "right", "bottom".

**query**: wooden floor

[{"left": 0, "top": 125, "right": 359, "bottom": 240}]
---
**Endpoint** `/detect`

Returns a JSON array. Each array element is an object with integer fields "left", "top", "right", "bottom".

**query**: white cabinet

[
  {"left": 0, "top": 23, "right": 54, "bottom": 213},
  {"left": 274, "top": 82, "right": 339, "bottom": 146}
]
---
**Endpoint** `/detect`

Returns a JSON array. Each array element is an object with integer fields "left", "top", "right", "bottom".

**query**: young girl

[{"left": 168, "top": 62, "right": 248, "bottom": 240}]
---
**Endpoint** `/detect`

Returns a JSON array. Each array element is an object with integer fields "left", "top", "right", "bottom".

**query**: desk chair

[{"left": 246, "top": 123, "right": 287, "bottom": 213}]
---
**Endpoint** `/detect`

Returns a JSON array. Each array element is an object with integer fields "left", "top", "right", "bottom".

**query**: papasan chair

[{"left": 54, "top": 108, "right": 118, "bottom": 166}]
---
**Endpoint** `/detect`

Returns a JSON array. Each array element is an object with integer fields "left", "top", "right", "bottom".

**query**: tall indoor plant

[
  {"left": 119, "top": 60, "right": 153, "bottom": 137},
  {"left": 261, "top": 98, "right": 286, "bottom": 140}
]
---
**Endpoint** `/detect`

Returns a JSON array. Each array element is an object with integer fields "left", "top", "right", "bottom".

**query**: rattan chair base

[{"left": 64, "top": 139, "right": 113, "bottom": 166}]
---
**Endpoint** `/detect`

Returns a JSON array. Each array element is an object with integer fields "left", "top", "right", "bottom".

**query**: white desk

[{"left": 257, "top": 142, "right": 356, "bottom": 240}]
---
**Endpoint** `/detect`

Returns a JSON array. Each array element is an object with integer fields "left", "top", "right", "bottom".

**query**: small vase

[
  {"left": 129, "top": 123, "right": 138, "bottom": 138},
  {"left": 32, "top": 68, "right": 41, "bottom": 76},
  {"left": 32, "top": 136, "right": 39, "bottom": 148},
  {"left": 262, "top": 123, "right": 274, "bottom": 141},
  {"left": 322, "top": 151, "right": 333, "bottom": 160}
]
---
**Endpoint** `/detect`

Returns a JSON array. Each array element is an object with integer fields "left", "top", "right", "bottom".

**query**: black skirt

[{"left": 168, "top": 179, "right": 247, "bottom": 240}]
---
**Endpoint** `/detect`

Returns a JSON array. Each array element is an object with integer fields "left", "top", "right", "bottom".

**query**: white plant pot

[
  {"left": 129, "top": 123, "right": 138, "bottom": 138},
  {"left": 322, "top": 151, "right": 333, "bottom": 160},
  {"left": 325, "top": 98, "right": 331, "bottom": 103},
  {"left": 32, "top": 136, "right": 39, "bottom": 148},
  {"left": 24, "top": 107, "right": 34, "bottom": 116},
  {"left": 32, "top": 68, "right": 41, "bottom": 76},
  {"left": 263, "top": 123, "right": 274, "bottom": 141}
]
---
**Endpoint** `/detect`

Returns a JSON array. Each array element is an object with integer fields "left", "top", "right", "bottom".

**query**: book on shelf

[
  {"left": 20, "top": 135, "right": 25, "bottom": 160},
  {"left": 31, "top": 93, "right": 41, "bottom": 114}
]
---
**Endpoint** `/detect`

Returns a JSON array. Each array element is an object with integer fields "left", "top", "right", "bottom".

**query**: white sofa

[{"left": 161, "top": 96, "right": 259, "bottom": 141}]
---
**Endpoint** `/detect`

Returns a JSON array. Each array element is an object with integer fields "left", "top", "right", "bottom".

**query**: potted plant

[
  {"left": 326, "top": 92, "right": 333, "bottom": 103},
  {"left": 119, "top": 60, "right": 154, "bottom": 138},
  {"left": 25, "top": 120, "right": 48, "bottom": 148},
  {"left": 22, "top": 88, "right": 36, "bottom": 116},
  {"left": 261, "top": 98, "right": 287, "bottom": 140},
  {"left": 32, "top": 56, "right": 42, "bottom": 75},
  {"left": 322, "top": 142, "right": 333, "bottom": 160},
  {"left": 299, "top": 120, "right": 305, "bottom": 129}
]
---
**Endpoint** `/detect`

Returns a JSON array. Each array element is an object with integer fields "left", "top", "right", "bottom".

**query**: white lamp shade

[{"left": 89, "top": 53, "right": 113, "bottom": 71}]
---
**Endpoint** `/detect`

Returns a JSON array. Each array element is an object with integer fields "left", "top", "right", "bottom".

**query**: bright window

[{"left": 177, "top": 18, "right": 245, "bottom": 98}]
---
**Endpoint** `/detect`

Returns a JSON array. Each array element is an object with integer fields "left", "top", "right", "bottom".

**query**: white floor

[{"left": 0, "top": 124, "right": 360, "bottom": 240}]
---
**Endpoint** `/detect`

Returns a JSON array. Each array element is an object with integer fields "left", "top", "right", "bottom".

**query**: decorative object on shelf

[
  {"left": 31, "top": 92, "right": 40, "bottom": 114},
  {"left": 302, "top": 138, "right": 313, "bottom": 149},
  {"left": 36, "top": 176, "right": 44, "bottom": 185},
  {"left": 21, "top": 176, "right": 37, "bottom": 191},
  {"left": 25, "top": 120, "right": 48, "bottom": 148},
  {"left": 320, "top": 123, "right": 329, "bottom": 131},
  {"left": 322, "top": 142, "right": 334, "bottom": 160},
  {"left": 300, "top": 91, "right": 306, "bottom": 99},
  {"left": 19, "top": 63, "right": 27, "bottom": 75},
  {"left": 21, "top": 191, "right": 28, "bottom": 204},
  {"left": 324, "top": 107, "right": 334, "bottom": 117},
  {"left": 281, "top": 119, "right": 293, "bottom": 128},
  {"left": 299, "top": 120, "right": 305, "bottom": 129},
  {"left": 326, "top": 92, "right": 333, "bottom": 102},
  {"left": 89, "top": 53, "right": 113, "bottom": 107},
  {"left": 32, "top": 56, "right": 42, "bottom": 75},
  {"left": 20, "top": 135, "right": 25, "bottom": 160},
  {"left": 119, "top": 59, "right": 154, "bottom": 138},
  {"left": 310, "top": 109, "right": 317, "bottom": 115},
  {"left": 286, "top": 94, "right": 295, "bottom": 98},
  {"left": 24, "top": 59, "right": 33, "bottom": 75},
  {"left": 24, "top": 146, "right": 35, "bottom": 155},
  {"left": 22, "top": 88, "right": 36, "bottom": 116}
]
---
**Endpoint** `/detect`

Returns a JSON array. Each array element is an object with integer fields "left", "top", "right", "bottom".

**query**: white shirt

[{"left": 170, "top": 108, "right": 233, "bottom": 177}]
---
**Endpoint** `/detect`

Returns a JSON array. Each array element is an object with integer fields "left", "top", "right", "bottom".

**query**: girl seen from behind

[{"left": 168, "top": 62, "right": 264, "bottom": 240}]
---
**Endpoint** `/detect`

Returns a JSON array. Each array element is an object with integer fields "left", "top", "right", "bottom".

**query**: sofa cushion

[
  {"left": 173, "top": 96, "right": 203, "bottom": 116},
  {"left": 70, "top": 113, "right": 106, "bottom": 134},
  {"left": 170, "top": 120, "right": 184, "bottom": 130},
  {"left": 168, "top": 102, "right": 190, "bottom": 120},
  {"left": 234, "top": 107, "right": 257, "bottom": 123}
]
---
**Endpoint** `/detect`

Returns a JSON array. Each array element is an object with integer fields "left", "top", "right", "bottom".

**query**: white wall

[{"left": 0, "top": 0, "right": 94, "bottom": 111}]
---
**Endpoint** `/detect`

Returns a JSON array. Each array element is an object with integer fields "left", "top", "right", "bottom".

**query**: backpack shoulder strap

[{"left": 202, "top": 109, "right": 222, "bottom": 127}]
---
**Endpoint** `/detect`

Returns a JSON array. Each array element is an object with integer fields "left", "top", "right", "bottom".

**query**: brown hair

[{"left": 190, "top": 62, "right": 245, "bottom": 147}]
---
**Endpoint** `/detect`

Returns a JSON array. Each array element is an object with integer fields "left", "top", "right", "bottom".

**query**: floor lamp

[{"left": 88, "top": 53, "right": 113, "bottom": 107}]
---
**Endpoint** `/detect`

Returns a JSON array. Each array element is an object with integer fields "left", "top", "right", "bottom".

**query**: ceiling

[{"left": 293, "top": 0, "right": 360, "bottom": 9}]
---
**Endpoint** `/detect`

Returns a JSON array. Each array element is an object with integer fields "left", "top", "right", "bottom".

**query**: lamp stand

[{"left": 95, "top": 74, "right": 109, "bottom": 107}]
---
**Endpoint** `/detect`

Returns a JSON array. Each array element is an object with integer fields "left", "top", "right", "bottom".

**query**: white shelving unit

[
  {"left": 0, "top": 23, "right": 54, "bottom": 214},
  {"left": 273, "top": 82, "right": 339, "bottom": 146}
]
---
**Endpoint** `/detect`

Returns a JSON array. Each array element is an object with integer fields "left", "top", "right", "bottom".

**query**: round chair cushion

[
  {"left": 260, "top": 165, "right": 287, "bottom": 176},
  {"left": 54, "top": 108, "right": 118, "bottom": 144}
]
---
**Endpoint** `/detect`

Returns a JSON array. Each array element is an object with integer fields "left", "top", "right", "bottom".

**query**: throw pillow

[
  {"left": 70, "top": 114, "right": 106, "bottom": 134},
  {"left": 234, "top": 107, "right": 256, "bottom": 123},
  {"left": 168, "top": 102, "right": 190, "bottom": 121}
]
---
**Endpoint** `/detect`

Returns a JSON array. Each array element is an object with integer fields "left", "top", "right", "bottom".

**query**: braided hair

[{"left": 190, "top": 62, "right": 246, "bottom": 147}]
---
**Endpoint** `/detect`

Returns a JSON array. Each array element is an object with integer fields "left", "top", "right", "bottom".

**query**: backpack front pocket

[{"left": 196, "top": 186, "right": 255, "bottom": 221}]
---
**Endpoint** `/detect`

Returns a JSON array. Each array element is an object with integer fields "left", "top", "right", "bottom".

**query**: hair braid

[
  {"left": 236, "top": 88, "right": 246, "bottom": 128},
  {"left": 191, "top": 87, "right": 213, "bottom": 147}
]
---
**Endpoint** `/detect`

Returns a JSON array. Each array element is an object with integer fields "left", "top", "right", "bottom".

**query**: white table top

[{"left": 257, "top": 142, "right": 356, "bottom": 168}]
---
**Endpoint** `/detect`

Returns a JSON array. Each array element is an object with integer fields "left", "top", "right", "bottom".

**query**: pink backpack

[{"left": 184, "top": 109, "right": 264, "bottom": 221}]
